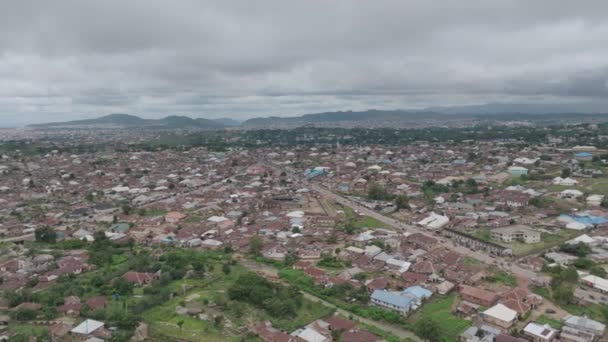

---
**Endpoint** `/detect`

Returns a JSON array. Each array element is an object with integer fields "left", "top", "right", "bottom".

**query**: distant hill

[
  {"left": 28, "top": 104, "right": 608, "bottom": 130},
  {"left": 29, "top": 114, "right": 225, "bottom": 129},
  {"left": 242, "top": 106, "right": 608, "bottom": 128},
  {"left": 242, "top": 109, "right": 446, "bottom": 127},
  {"left": 212, "top": 117, "right": 241, "bottom": 126}
]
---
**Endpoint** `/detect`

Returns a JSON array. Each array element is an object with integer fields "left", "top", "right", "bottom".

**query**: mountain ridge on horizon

[{"left": 26, "top": 102, "right": 608, "bottom": 129}]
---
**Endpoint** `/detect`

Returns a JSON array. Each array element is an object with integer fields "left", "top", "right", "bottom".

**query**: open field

[
  {"left": 142, "top": 262, "right": 332, "bottom": 342},
  {"left": 504, "top": 230, "right": 580, "bottom": 256},
  {"left": 343, "top": 206, "right": 389, "bottom": 229},
  {"left": 406, "top": 294, "right": 469, "bottom": 342},
  {"left": 474, "top": 228, "right": 580, "bottom": 256}
]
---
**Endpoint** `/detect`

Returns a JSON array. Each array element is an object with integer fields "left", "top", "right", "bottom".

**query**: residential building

[
  {"left": 491, "top": 225, "right": 541, "bottom": 244},
  {"left": 482, "top": 304, "right": 518, "bottom": 329}
]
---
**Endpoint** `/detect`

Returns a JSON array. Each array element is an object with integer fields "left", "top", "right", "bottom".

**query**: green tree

[
  {"left": 559, "top": 243, "right": 591, "bottom": 257},
  {"left": 368, "top": 183, "right": 393, "bottom": 201},
  {"left": 249, "top": 236, "right": 263, "bottom": 257},
  {"left": 35, "top": 226, "right": 57, "bottom": 243},
  {"left": 590, "top": 266, "right": 607, "bottom": 278},
  {"left": 602, "top": 197, "right": 608, "bottom": 209},
  {"left": 553, "top": 284, "right": 574, "bottom": 304},
  {"left": 394, "top": 194, "right": 410, "bottom": 209},
  {"left": 284, "top": 250, "right": 299, "bottom": 266},
  {"left": 112, "top": 278, "right": 134, "bottom": 296},
  {"left": 10, "top": 308, "right": 37, "bottom": 321},
  {"left": 414, "top": 318, "right": 442, "bottom": 342},
  {"left": 121, "top": 205, "right": 133, "bottom": 215},
  {"left": 222, "top": 263, "right": 231, "bottom": 275}
]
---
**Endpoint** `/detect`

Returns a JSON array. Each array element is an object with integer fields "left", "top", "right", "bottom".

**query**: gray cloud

[{"left": 1, "top": 0, "right": 608, "bottom": 126}]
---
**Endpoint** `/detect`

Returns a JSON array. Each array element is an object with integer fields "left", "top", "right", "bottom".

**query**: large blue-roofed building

[
  {"left": 370, "top": 285, "right": 433, "bottom": 315},
  {"left": 370, "top": 290, "right": 413, "bottom": 314}
]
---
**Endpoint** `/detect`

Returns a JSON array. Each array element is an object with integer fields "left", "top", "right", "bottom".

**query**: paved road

[
  {"left": 240, "top": 259, "right": 422, "bottom": 341},
  {"left": 309, "top": 183, "right": 546, "bottom": 283},
  {"left": 273, "top": 163, "right": 551, "bottom": 284},
  {"left": 0, "top": 233, "right": 34, "bottom": 243}
]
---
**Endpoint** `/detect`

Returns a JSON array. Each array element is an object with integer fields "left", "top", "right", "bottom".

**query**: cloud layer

[{"left": 2, "top": 0, "right": 608, "bottom": 125}]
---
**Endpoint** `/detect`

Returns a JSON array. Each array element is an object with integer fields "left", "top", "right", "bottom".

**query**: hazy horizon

[{"left": 2, "top": 1, "right": 608, "bottom": 126}]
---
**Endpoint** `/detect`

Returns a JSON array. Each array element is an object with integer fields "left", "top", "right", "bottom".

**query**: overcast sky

[{"left": 2, "top": 0, "right": 608, "bottom": 126}]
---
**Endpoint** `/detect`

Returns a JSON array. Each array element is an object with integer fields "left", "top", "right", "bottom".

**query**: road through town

[{"left": 309, "top": 183, "right": 544, "bottom": 283}]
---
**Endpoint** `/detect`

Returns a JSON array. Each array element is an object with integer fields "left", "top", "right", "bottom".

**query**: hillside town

[{"left": 0, "top": 124, "right": 608, "bottom": 342}]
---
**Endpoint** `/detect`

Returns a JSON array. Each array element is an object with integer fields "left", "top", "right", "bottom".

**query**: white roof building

[
  {"left": 71, "top": 319, "right": 104, "bottom": 335},
  {"left": 560, "top": 189, "right": 583, "bottom": 198},
  {"left": 483, "top": 304, "right": 517, "bottom": 324},
  {"left": 418, "top": 212, "right": 449, "bottom": 230},
  {"left": 587, "top": 194, "right": 605, "bottom": 206},
  {"left": 207, "top": 216, "right": 228, "bottom": 223},
  {"left": 581, "top": 274, "right": 608, "bottom": 293},
  {"left": 553, "top": 177, "right": 578, "bottom": 186},
  {"left": 345, "top": 246, "right": 365, "bottom": 254},
  {"left": 514, "top": 157, "right": 538, "bottom": 165},
  {"left": 293, "top": 326, "right": 330, "bottom": 342},
  {"left": 566, "top": 234, "right": 596, "bottom": 245},
  {"left": 523, "top": 322, "right": 558, "bottom": 341},
  {"left": 201, "top": 239, "right": 223, "bottom": 247},
  {"left": 563, "top": 315, "right": 606, "bottom": 336},
  {"left": 286, "top": 210, "right": 305, "bottom": 218}
]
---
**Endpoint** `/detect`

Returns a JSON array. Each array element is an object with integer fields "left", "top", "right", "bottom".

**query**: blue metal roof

[
  {"left": 371, "top": 290, "right": 412, "bottom": 309},
  {"left": 402, "top": 285, "right": 432, "bottom": 300},
  {"left": 560, "top": 214, "right": 608, "bottom": 226}
]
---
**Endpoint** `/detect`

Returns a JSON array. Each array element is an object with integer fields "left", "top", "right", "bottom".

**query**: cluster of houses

[{"left": 2, "top": 136, "right": 608, "bottom": 340}]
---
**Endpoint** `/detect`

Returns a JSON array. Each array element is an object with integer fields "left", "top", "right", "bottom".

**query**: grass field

[
  {"left": 485, "top": 271, "right": 517, "bottom": 287},
  {"left": 474, "top": 228, "right": 580, "bottom": 256},
  {"left": 185, "top": 214, "right": 205, "bottom": 223},
  {"left": 505, "top": 230, "right": 580, "bottom": 256},
  {"left": 532, "top": 286, "right": 608, "bottom": 323},
  {"left": 535, "top": 315, "right": 564, "bottom": 329},
  {"left": 582, "top": 178, "right": 608, "bottom": 195},
  {"left": 139, "top": 208, "right": 168, "bottom": 217},
  {"left": 407, "top": 294, "right": 469, "bottom": 342},
  {"left": 343, "top": 207, "right": 388, "bottom": 229},
  {"left": 8, "top": 324, "right": 49, "bottom": 340},
  {"left": 142, "top": 263, "right": 332, "bottom": 341}
]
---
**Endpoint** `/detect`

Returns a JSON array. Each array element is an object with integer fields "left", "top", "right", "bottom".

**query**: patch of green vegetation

[
  {"left": 351, "top": 216, "right": 387, "bottom": 229},
  {"left": 278, "top": 269, "right": 400, "bottom": 324},
  {"left": 8, "top": 324, "right": 49, "bottom": 340},
  {"left": 461, "top": 256, "right": 482, "bottom": 266},
  {"left": 547, "top": 184, "right": 570, "bottom": 192},
  {"left": 185, "top": 214, "right": 204, "bottom": 223},
  {"left": 485, "top": 271, "right": 517, "bottom": 287},
  {"left": 531, "top": 286, "right": 550, "bottom": 299},
  {"left": 407, "top": 294, "right": 469, "bottom": 342},
  {"left": 144, "top": 267, "right": 331, "bottom": 341},
  {"left": 582, "top": 178, "right": 608, "bottom": 195},
  {"left": 358, "top": 321, "right": 417, "bottom": 342},
  {"left": 138, "top": 208, "right": 168, "bottom": 217},
  {"left": 473, "top": 228, "right": 491, "bottom": 242},
  {"left": 505, "top": 230, "right": 581, "bottom": 256},
  {"left": 317, "top": 255, "right": 350, "bottom": 269},
  {"left": 338, "top": 207, "right": 388, "bottom": 234},
  {"left": 535, "top": 315, "right": 564, "bottom": 329},
  {"left": 112, "top": 254, "right": 129, "bottom": 265},
  {"left": 271, "top": 298, "right": 334, "bottom": 332},
  {"left": 504, "top": 176, "right": 528, "bottom": 187},
  {"left": 560, "top": 303, "right": 608, "bottom": 323}
]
